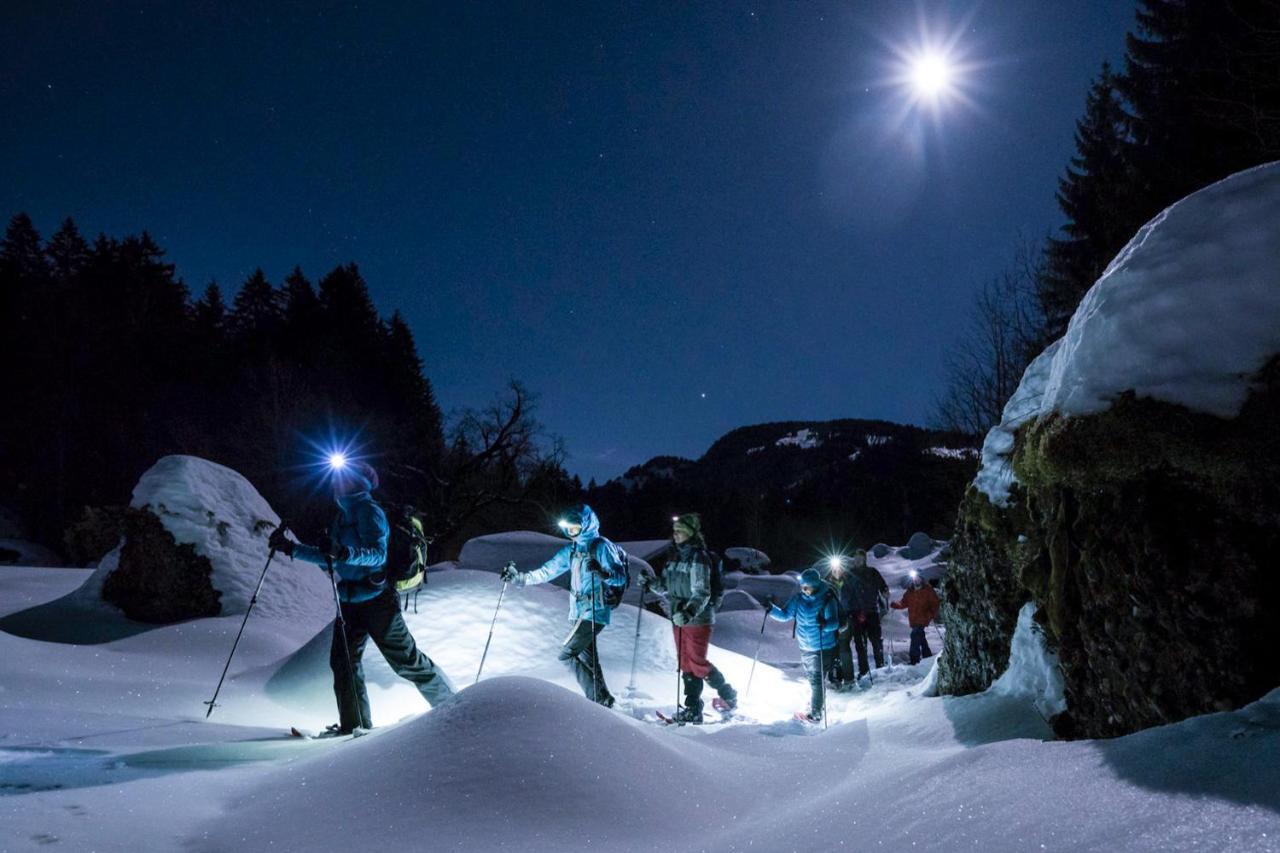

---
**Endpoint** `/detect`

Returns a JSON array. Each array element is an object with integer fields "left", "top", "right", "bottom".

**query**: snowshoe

[
  {"left": 315, "top": 724, "right": 369, "bottom": 739},
  {"left": 674, "top": 706, "right": 704, "bottom": 724},
  {"left": 711, "top": 696, "right": 737, "bottom": 714},
  {"left": 793, "top": 710, "right": 822, "bottom": 725}
]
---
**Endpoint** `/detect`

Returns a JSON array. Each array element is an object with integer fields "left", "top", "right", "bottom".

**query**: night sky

[{"left": 2, "top": 2, "right": 1136, "bottom": 483}]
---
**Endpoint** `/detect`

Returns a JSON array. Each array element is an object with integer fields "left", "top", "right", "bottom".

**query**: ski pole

[
  {"left": 626, "top": 585, "right": 645, "bottom": 698},
  {"left": 475, "top": 566, "right": 511, "bottom": 684},
  {"left": 820, "top": 647, "right": 829, "bottom": 731},
  {"left": 744, "top": 605, "right": 770, "bottom": 700},
  {"left": 326, "top": 552, "right": 363, "bottom": 730},
  {"left": 675, "top": 623, "right": 683, "bottom": 714},
  {"left": 204, "top": 532, "right": 282, "bottom": 717}
]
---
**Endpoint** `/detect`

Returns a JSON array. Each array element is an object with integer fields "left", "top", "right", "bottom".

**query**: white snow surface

[
  {"left": 1, "top": 536, "right": 1277, "bottom": 851},
  {"left": 975, "top": 162, "right": 1280, "bottom": 506},
  {"left": 1044, "top": 161, "right": 1280, "bottom": 419},
  {"left": 775, "top": 427, "right": 821, "bottom": 449},
  {"left": 724, "top": 545, "right": 770, "bottom": 571},
  {"left": 76, "top": 455, "right": 334, "bottom": 621},
  {"left": 990, "top": 602, "right": 1068, "bottom": 720}
]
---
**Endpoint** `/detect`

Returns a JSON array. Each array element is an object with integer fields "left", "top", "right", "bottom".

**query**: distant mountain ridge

[{"left": 587, "top": 418, "right": 979, "bottom": 567}]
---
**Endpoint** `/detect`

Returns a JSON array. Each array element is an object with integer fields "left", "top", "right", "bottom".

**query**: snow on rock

[
  {"left": 775, "top": 427, "right": 821, "bottom": 449},
  {"left": 1044, "top": 162, "right": 1280, "bottom": 420},
  {"left": 974, "top": 340, "right": 1062, "bottom": 507},
  {"left": 865, "top": 434, "right": 892, "bottom": 446},
  {"left": 976, "top": 162, "right": 1280, "bottom": 508},
  {"left": 899, "top": 531, "right": 935, "bottom": 560},
  {"left": 81, "top": 455, "right": 333, "bottom": 621},
  {"left": 990, "top": 602, "right": 1067, "bottom": 721},
  {"left": 724, "top": 545, "right": 770, "bottom": 572}
]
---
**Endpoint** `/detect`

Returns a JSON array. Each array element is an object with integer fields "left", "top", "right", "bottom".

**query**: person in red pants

[
  {"left": 646, "top": 513, "right": 736, "bottom": 723},
  {"left": 891, "top": 572, "right": 941, "bottom": 664}
]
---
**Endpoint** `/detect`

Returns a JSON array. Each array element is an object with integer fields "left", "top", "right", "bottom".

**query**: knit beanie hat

[{"left": 672, "top": 512, "right": 703, "bottom": 541}]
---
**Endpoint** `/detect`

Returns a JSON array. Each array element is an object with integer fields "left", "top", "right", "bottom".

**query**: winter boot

[
  {"left": 706, "top": 667, "right": 738, "bottom": 712},
  {"left": 674, "top": 706, "right": 704, "bottom": 724}
]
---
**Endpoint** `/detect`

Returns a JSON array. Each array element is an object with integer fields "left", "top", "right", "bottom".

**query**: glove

[
  {"left": 500, "top": 562, "right": 519, "bottom": 583},
  {"left": 760, "top": 596, "right": 773, "bottom": 612},
  {"left": 326, "top": 544, "right": 351, "bottom": 564},
  {"left": 637, "top": 572, "right": 651, "bottom": 590},
  {"left": 267, "top": 526, "right": 295, "bottom": 557},
  {"left": 586, "top": 558, "right": 611, "bottom": 579}
]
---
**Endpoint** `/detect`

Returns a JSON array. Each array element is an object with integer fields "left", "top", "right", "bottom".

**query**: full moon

[{"left": 911, "top": 52, "right": 952, "bottom": 97}]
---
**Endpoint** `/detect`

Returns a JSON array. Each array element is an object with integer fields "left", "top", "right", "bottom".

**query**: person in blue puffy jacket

[
  {"left": 269, "top": 461, "right": 453, "bottom": 735},
  {"left": 765, "top": 567, "right": 840, "bottom": 723},
  {"left": 502, "top": 505, "right": 628, "bottom": 707}
]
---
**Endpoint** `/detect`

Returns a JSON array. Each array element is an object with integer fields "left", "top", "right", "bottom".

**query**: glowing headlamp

[
  {"left": 557, "top": 519, "right": 571, "bottom": 530},
  {"left": 828, "top": 556, "right": 843, "bottom": 571},
  {"left": 328, "top": 452, "right": 348, "bottom": 471}
]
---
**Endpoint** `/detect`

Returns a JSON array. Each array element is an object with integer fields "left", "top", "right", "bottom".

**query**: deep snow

[{"left": 2, "top": 542, "right": 1277, "bottom": 851}]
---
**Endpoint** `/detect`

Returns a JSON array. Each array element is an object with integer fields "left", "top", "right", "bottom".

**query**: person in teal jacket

[
  {"left": 503, "top": 505, "right": 628, "bottom": 707},
  {"left": 765, "top": 567, "right": 840, "bottom": 723},
  {"left": 270, "top": 461, "right": 453, "bottom": 734}
]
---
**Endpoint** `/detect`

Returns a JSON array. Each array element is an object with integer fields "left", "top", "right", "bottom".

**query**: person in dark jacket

[
  {"left": 764, "top": 567, "right": 840, "bottom": 723},
  {"left": 502, "top": 505, "right": 628, "bottom": 707},
  {"left": 891, "top": 572, "right": 941, "bottom": 664},
  {"left": 843, "top": 549, "right": 889, "bottom": 681},
  {"left": 821, "top": 556, "right": 855, "bottom": 689},
  {"left": 269, "top": 461, "right": 453, "bottom": 735},
  {"left": 646, "top": 513, "right": 737, "bottom": 723}
]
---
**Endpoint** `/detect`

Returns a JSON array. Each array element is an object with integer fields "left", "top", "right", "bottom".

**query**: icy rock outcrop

[
  {"left": 941, "top": 163, "right": 1280, "bottom": 738},
  {"left": 899, "top": 531, "right": 934, "bottom": 560},
  {"left": 724, "top": 546, "right": 770, "bottom": 573},
  {"left": 84, "top": 455, "right": 333, "bottom": 623}
]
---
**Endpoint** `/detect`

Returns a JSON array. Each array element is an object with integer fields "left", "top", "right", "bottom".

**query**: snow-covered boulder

[
  {"left": 77, "top": 455, "right": 333, "bottom": 623},
  {"left": 941, "top": 163, "right": 1280, "bottom": 738},
  {"left": 899, "top": 531, "right": 934, "bottom": 560},
  {"left": 724, "top": 546, "right": 770, "bottom": 573}
]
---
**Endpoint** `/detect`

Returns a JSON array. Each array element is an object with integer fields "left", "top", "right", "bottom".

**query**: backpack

[
  {"left": 603, "top": 545, "right": 630, "bottom": 609},
  {"left": 706, "top": 550, "right": 726, "bottom": 610},
  {"left": 386, "top": 506, "right": 430, "bottom": 609}
]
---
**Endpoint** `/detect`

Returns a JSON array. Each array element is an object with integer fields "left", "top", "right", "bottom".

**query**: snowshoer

[
  {"left": 501, "top": 505, "right": 628, "bottom": 707},
  {"left": 821, "top": 556, "right": 855, "bottom": 689},
  {"left": 891, "top": 573, "right": 941, "bottom": 665},
  {"left": 842, "top": 549, "right": 889, "bottom": 681},
  {"left": 269, "top": 461, "right": 453, "bottom": 734},
  {"left": 646, "top": 513, "right": 737, "bottom": 724},
  {"left": 764, "top": 567, "right": 839, "bottom": 723}
]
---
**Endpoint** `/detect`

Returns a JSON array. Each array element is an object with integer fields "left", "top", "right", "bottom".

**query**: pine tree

[
  {"left": 1119, "top": 0, "right": 1280, "bottom": 214},
  {"left": 193, "top": 282, "right": 227, "bottom": 337},
  {"left": 229, "top": 268, "right": 285, "bottom": 343},
  {"left": 44, "top": 218, "right": 89, "bottom": 283},
  {"left": 1040, "top": 65, "right": 1135, "bottom": 339}
]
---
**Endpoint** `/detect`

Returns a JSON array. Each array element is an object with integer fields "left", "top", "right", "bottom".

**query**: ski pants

[
  {"left": 674, "top": 625, "right": 736, "bottom": 712},
  {"left": 851, "top": 612, "right": 884, "bottom": 677},
  {"left": 908, "top": 626, "right": 934, "bottom": 665},
  {"left": 801, "top": 647, "right": 837, "bottom": 717},
  {"left": 560, "top": 618, "right": 612, "bottom": 704},
  {"left": 833, "top": 625, "right": 855, "bottom": 683},
  {"left": 331, "top": 590, "right": 453, "bottom": 731}
]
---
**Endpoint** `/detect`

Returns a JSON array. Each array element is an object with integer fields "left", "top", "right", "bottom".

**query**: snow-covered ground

[{"left": 2, "top": 546, "right": 1277, "bottom": 851}]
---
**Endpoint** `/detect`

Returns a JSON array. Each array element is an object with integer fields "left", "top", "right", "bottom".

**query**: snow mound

[
  {"left": 725, "top": 545, "right": 770, "bottom": 572},
  {"left": 1044, "top": 162, "right": 1280, "bottom": 419},
  {"left": 990, "top": 602, "right": 1066, "bottom": 721},
  {"left": 207, "top": 677, "right": 755, "bottom": 852},
  {"left": 976, "top": 162, "right": 1280, "bottom": 507},
  {"left": 90, "top": 455, "right": 333, "bottom": 620},
  {"left": 776, "top": 427, "right": 821, "bottom": 449}
]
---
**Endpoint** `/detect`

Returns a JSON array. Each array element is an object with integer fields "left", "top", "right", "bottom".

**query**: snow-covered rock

[
  {"left": 724, "top": 546, "right": 770, "bottom": 573},
  {"left": 78, "top": 455, "right": 333, "bottom": 622},
  {"left": 775, "top": 428, "right": 821, "bottom": 449},
  {"left": 0, "top": 538, "right": 61, "bottom": 567},
  {"left": 990, "top": 603, "right": 1067, "bottom": 722},
  {"left": 899, "top": 531, "right": 935, "bottom": 560}
]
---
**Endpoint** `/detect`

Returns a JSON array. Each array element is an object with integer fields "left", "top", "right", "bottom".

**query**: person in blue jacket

[
  {"left": 502, "top": 505, "right": 628, "bottom": 707},
  {"left": 764, "top": 567, "right": 840, "bottom": 723},
  {"left": 269, "top": 461, "right": 453, "bottom": 735}
]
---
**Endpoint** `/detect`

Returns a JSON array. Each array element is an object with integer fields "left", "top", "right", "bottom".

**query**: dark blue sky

[{"left": 2, "top": 1, "right": 1136, "bottom": 483}]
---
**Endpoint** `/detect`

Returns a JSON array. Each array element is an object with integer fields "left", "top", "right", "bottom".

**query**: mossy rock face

[
  {"left": 942, "top": 356, "right": 1280, "bottom": 739},
  {"left": 101, "top": 508, "right": 222, "bottom": 623},
  {"left": 936, "top": 486, "right": 1034, "bottom": 695}
]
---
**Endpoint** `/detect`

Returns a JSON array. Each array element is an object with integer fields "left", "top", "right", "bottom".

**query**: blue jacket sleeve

[
  {"left": 293, "top": 519, "right": 336, "bottom": 567},
  {"left": 598, "top": 540, "right": 628, "bottom": 588},
  {"left": 520, "top": 545, "right": 571, "bottom": 586},
  {"left": 769, "top": 595, "right": 798, "bottom": 623}
]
